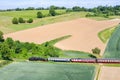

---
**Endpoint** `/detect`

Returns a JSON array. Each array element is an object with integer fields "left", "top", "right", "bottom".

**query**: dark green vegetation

[
  {"left": 103, "top": 25, "right": 120, "bottom": 58},
  {"left": 12, "top": 17, "right": 33, "bottom": 24},
  {"left": 18, "top": 17, "right": 25, "bottom": 23},
  {"left": 37, "top": 11, "right": 43, "bottom": 18},
  {"left": 98, "top": 27, "right": 116, "bottom": 43},
  {"left": 85, "top": 6, "right": 120, "bottom": 18},
  {"left": 12, "top": 17, "right": 18, "bottom": 24},
  {"left": 49, "top": 6, "right": 56, "bottom": 16},
  {"left": 92, "top": 47, "right": 101, "bottom": 55},
  {"left": 27, "top": 18, "right": 33, "bottom": 23},
  {"left": 0, "top": 62, "right": 96, "bottom": 80},
  {"left": 0, "top": 32, "right": 96, "bottom": 61},
  {"left": 0, "top": 34, "right": 71, "bottom": 60}
]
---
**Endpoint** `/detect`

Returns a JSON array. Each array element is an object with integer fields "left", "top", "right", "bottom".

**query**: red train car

[{"left": 71, "top": 58, "right": 96, "bottom": 63}]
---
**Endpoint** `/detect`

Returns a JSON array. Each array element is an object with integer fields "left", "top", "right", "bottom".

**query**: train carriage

[
  {"left": 71, "top": 58, "right": 96, "bottom": 63},
  {"left": 97, "top": 58, "right": 120, "bottom": 63},
  {"left": 48, "top": 57, "right": 70, "bottom": 62}
]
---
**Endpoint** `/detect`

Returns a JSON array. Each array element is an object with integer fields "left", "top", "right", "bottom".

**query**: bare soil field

[
  {"left": 98, "top": 66, "right": 120, "bottom": 80},
  {"left": 4, "top": 18, "right": 120, "bottom": 55}
]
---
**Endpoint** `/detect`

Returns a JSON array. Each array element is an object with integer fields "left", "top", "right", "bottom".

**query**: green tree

[
  {"left": 37, "top": 11, "right": 43, "bottom": 18},
  {"left": 49, "top": 6, "right": 56, "bottom": 16},
  {"left": 27, "top": 18, "right": 33, "bottom": 23},
  {"left": 18, "top": 17, "right": 25, "bottom": 23},
  {"left": 92, "top": 47, "right": 101, "bottom": 55},
  {"left": 0, "top": 31, "right": 4, "bottom": 42},
  {"left": 72, "top": 6, "right": 81, "bottom": 11},
  {"left": 0, "top": 43, "right": 12, "bottom": 60},
  {"left": 5, "top": 38, "right": 14, "bottom": 49},
  {"left": 12, "top": 17, "right": 18, "bottom": 24}
]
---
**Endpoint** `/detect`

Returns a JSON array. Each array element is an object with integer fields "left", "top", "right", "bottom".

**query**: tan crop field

[
  {"left": 98, "top": 66, "right": 120, "bottom": 80},
  {"left": 4, "top": 18, "right": 120, "bottom": 55}
]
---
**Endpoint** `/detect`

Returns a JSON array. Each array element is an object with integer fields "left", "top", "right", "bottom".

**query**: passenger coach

[
  {"left": 97, "top": 58, "right": 120, "bottom": 63},
  {"left": 48, "top": 58, "right": 70, "bottom": 62},
  {"left": 70, "top": 58, "right": 96, "bottom": 63}
]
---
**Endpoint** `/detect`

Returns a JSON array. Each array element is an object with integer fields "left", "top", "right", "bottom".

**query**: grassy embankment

[{"left": 98, "top": 27, "right": 116, "bottom": 43}]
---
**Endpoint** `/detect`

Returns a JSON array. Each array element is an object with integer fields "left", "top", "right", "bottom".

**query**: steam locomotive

[{"left": 29, "top": 57, "right": 120, "bottom": 63}]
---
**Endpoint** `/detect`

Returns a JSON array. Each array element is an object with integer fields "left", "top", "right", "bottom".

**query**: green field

[
  {"left": 61, "top": 50, "right": 96, "bottom": 58},
  {"left": 0, "top": 10, "right": 66, "bottom": 19},
  {"left": 0, "top": 62, "right": 96, "bottom": 80},
  {"left": 103, "top": 25, "right": 120, "bottom": 58}
]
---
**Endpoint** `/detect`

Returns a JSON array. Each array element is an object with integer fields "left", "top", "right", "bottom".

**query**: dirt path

[
  {"left": 98, "top": 66, "right": 120, "bottom": 80},
  {"left": 4, "top": 18, "right": 120, "bottom": 55}
]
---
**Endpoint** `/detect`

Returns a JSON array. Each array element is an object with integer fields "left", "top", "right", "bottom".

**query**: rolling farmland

[
  {"left": 4, "top": 18, "right": 120, "bottom": 55},
  {"left": 0, "top": 62, "right": 96, "bottom": 80}
]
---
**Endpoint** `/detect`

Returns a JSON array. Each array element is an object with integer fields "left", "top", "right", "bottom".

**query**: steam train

[{"left": 29, "top": 57, "right": 120, "bottom": 63}]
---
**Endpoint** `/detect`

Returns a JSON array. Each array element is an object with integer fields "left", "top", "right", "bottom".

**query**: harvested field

[
  {"left": 4, "top": 18, "right": 120, "bottom": 55},
  {"left": 98, "top": 66, "right": 120, "bottom": 80}
]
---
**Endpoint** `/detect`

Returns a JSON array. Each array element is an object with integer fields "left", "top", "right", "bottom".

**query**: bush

[
  {"left": 12, "top": 17, "right": 18, "bottom": 24},
  {"left": 49, "top": 7, "right": 56, "bottom": 16},
  {"left": 27, "top": 18, "right": 33, "bottom": 23},
  {"left": 37, "top": 11, "right": 43, "bottom": 18},
  {"left": 92, "top": 47, "right": 101, "bottom": 54},
  {"left": 18, "top": 17, "right": 25, "bottom": 23}
]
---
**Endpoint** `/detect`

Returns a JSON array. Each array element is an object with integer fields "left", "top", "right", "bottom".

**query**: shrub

[
  {"left": 18, "top": 17, "right": 25, "bottom": 23},
  {"left": 27, "top": 18, "right": 33, "bottom": 23},
  {"left": 37, "top": 11, "right": 43, "bottom": 18},
  {"left": 49, "top": 7, "right": 56, "bottom": 16},
  {"left": 12, "top": 17, "right": 18, "bottom": 24},
  {"left": 92, "top": 47, "right": 101, "bottom": 54}
]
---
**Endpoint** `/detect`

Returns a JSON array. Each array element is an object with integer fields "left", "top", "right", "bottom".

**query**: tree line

[
  {"left": 0, "top": 31, "right": 62, "bottom": 60},
  {"left": 0, "top": 6, "right": 66, "bottom": 11},
  {"left": 1, "top": 5, "right": 120, "bottom": 14}
]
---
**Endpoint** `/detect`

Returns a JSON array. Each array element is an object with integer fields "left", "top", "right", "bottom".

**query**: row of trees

[
  {"left": 12, "top": 17, "right": 33, "bottom": 24},
  {"left": 85, "top": 6, "right": 120, "bottom": 18},
  {"left": 1, "top": 5, "right": 120, "bottom": 14}
]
